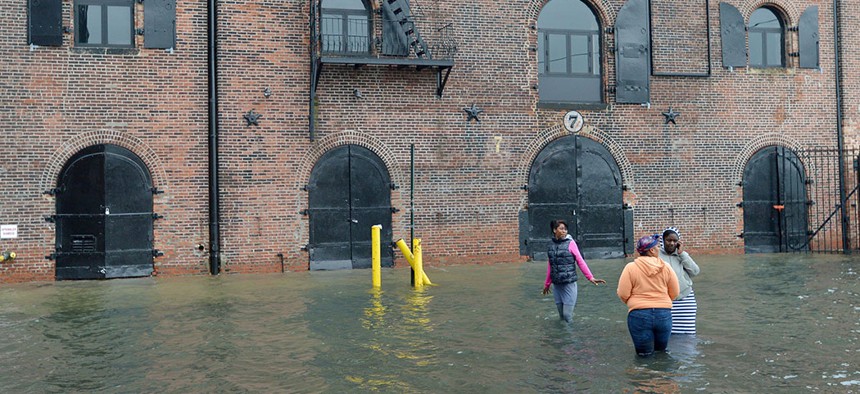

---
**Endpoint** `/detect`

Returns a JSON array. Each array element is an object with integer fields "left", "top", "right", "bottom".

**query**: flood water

[{"left": 0, "top": 254, "right": 857, "bottom": 392}]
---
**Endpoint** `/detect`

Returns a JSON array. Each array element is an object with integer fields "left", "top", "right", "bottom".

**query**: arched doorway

[
  {"left": 54, "top": 144, "right": 155, "bottom": 279},
  {"left": 523, "top": 135, "right": 627, "bottom": 259},
  {"left": 307, "top": 145, "right": 393, "bottom": 270},
  {"left": 743, "top": 146, "right": 809, "bottom": 253}
]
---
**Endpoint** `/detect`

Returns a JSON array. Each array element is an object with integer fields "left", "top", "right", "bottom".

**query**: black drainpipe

[
  {"left": 207, "top": 0, "right": 221, "bottom": 274},
  {"left": 833, "top": 0, "right": 849, "bottom": 253}
]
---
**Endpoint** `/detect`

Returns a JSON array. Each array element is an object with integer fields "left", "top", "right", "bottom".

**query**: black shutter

[
  {"left": 615, "top": 0, "right": 650, "bottom": 104},
  {"left": 381, "top": 0, "right": 410, "bottom": 56},
  {"left": 798, "top": 6, "right": 819, "bottom": 69},
  {"left": 28, "top": 0, "right": 62, "bottom": 46},
  {"left": 719, "top": 2, "right": 746, "bottom": 68},
  {"left": 144, "top": 0, "right": 176, "bottom": 49}
]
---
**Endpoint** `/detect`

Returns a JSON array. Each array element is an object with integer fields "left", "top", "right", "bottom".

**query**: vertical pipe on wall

[
  {"left": 208, "top": 0, "right": 221, "bottom": 274},
  {"left": 833, "top": 0, "right": 849, "bottom": 253}
]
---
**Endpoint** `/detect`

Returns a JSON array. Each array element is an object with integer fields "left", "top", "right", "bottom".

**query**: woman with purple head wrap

[{"left": 616, "top": 234, "right": 680, "bottom": 356}]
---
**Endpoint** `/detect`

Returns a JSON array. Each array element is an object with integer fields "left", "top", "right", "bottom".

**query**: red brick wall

[
  {"left": 0, "top": 0, "right": 211, "bottom": 282},
  {"left": 0, "top": 0, "right": 848, "bottom": 282}
]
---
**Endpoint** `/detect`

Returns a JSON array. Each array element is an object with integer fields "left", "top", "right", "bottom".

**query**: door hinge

[
  {"left": 43, "top": 188, "right": 61, "bottom": 196},
  {"left": 299, "top": 209, "right": 309, "bottom": 216},
  {"left": 152, "top": 213, "right": 164, "bottom": 220},
  {"left": 44, "top": 215, "right": 56, "bottom": 223},
  {"left": 152, "top": 249, "right": 164, "bottom": 257},
  {"left": 151, "top": 187, "right": 164, "bottom": 194},
  {"left": 391, "top": 207, "right": 400, "bottom": 213}
]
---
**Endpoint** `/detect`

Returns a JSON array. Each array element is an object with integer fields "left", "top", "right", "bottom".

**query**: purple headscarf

[{"left": 636, "top": 234, "right": 661, "bottom": 254}]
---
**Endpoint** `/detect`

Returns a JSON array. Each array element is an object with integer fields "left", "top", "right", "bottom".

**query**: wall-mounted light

[
  {"left": 263, "top": 87, "right": 272, "bottom": 98},
  {"left": 353, "top": 88, "right": 363, "bottom": 99}
]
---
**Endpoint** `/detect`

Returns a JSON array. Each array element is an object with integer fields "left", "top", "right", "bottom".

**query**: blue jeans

[{"left": 627, "top": 308, "right": 672, "bottom": 356}]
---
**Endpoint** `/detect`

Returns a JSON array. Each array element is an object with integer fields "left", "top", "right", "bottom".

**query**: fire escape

[{"left": 309, "top": 0, "right": 457, "bottom": 140}]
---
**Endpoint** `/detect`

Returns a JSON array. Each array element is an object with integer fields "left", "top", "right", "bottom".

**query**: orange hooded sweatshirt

[{"left": 616, "top": 256, "right": 680, "bottom": 312}]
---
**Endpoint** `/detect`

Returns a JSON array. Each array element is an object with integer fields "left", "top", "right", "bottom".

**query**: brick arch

[
  {"left": 731, "top": 132, "right": 805, "bottom": 185},
  {"left": 528, "top": 0, "right": 616, "bottom": 26},
  {"left": 740, "top": 0, "right": 799, "bottom": 24},
  {"left": 40, "top": 130, "right": 168, "bottom": 193},
  {"left": 515, "top": 123, "right": 635, "bottom": 209},
  {"left": 294, "top": 130, "right": 407, "bottom": 239}
]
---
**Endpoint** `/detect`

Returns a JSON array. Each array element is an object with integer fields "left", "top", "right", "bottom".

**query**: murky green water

[{"left": 0, "top": 254, "right": 857, "bottom": 392}]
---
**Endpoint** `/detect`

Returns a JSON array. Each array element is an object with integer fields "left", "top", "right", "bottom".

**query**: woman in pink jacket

[{"left": 617, "top": 234, "right": 680, "bottom": 356}]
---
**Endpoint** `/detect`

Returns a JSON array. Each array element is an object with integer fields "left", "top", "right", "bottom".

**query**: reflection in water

[{"left": 0, "top": 254, "right": 857, "bottom": 392}]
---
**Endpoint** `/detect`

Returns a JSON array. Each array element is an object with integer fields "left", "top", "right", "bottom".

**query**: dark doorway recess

[
  {"left": 522, "top": 135, "right": 627, "bottom": 260},
  {"left": 307, "top": 145, "right": 393, "bottom": 270},
  {"left": 55, "top": 144, "right": 155, "bottom": 280},
  {"left": 743, "top": 146, "right": 809, "bottom": 253}
]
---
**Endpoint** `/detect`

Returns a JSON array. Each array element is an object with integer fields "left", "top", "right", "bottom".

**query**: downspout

[
  {"left": 833, "top": 0, "right": 849, "bottom": 253},
  {"left": 208, "top": 0, "right": 222, "bottom": 273}
]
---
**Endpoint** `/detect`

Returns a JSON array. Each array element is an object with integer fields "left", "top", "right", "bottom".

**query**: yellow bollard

[
  {"left": 395, "top": 238, "right": 415, "bottom": 264},
  {"left": 371, "top": 225, "right": 382, "bottom": 288},
  {"left": 413, "top": 238, "right": 424, "bottom": 287},
  {"left": 394, "top": 239, "right": 432, "bottom": 286}
]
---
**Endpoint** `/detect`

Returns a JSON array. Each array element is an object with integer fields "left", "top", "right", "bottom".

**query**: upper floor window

[
  {"left": 321, "top": 0, "right": 370, "bottom": 55},
  {"left": 537, "top": 0, "right": 602, "bottom": 105},
  {"left": 748, "top": 7, "right": 784, "bottom": 68},
  {"left": 75, "top": 0, "right": 134, "bottom": 48}
]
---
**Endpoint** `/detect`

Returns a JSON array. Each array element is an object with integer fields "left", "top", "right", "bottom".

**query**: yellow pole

[
  {"left": 395, "top": 239, "right": 432, "bottom": 286},
  {"left": 395, "top": 238, "right": 414, "bottom": 264},
  {"left": 371, "top": 225, "right": 382, "bottom": 288},
  {"left": 413, "top": 238, "right": 423, "bottom": 287}
]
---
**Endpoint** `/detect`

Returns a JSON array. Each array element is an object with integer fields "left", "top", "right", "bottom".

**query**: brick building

[{"left": 0, "top": 0, "right": 856, "bottom": 282}]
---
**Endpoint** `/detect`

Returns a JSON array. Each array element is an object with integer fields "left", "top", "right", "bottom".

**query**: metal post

[{"left": 833, "top": 0, "right": 849, "bottom": 253}]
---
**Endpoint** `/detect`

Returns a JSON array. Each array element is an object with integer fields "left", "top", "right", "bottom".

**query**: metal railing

[
  {"left": 794, "top": 147, "right": 860, "bottom": 253},
  {"left": 312, "top": 0, "right": 457, "bottom": 60}
]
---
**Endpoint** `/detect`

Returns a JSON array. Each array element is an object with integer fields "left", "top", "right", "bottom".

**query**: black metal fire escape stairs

[{"left": 309, "top": 0, "right": 455, "bottom": 140}]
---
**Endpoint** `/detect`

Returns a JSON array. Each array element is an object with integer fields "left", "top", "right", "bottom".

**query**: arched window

[
  {"left": 537, "top": 0, "right": 602, "bottom": 105},
  {"left": 321, "top": 0, "right": 370, "bottom": 55},
  {"left": 748, "top": 7, "right": 784, "bottom": 68}
]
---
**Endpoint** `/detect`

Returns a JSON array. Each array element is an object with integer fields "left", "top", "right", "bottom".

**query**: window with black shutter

[
  {"left": 321, "top": 0, "right": 371, "bottom": 55},
  {"left": 537, "top": 0, "right": 603, "bottom": 105},
  {"left": 748, "top": 7, "right": 784, "bottom": 68},
  {"left": 74, "top": 0, "right": 135, "bottom": 48}
]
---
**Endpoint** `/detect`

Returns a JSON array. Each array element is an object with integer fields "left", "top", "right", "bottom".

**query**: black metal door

[
  {"left": 307, "top": 145, "right": 393, "bottom": 270},
  {"left": 55, "top": 144, "right": 154, "bottom": 279},
  {"left": 743, "top": 146, "right": 809, "bottom": 253},
  {"left": 525, "top": 136, "right": 625, "bottom": 260}
]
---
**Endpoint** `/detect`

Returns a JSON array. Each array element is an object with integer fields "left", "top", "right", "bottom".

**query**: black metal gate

[
  {"left": 523, "top": 135, "right": 627, "bottom": 260},
  {"left": 742, "top": 146, "right": 809, "bottom": 253},
  {"left": 55, "top": 144, "right": 155, "bottom": 279},
  {"left": 307, "top": 145, "right": 393, "bottom": 270}
]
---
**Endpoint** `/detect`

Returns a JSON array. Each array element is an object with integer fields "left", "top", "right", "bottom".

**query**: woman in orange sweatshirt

[{"left": 617, "top": 234, "right": 680, "bottom": 357}]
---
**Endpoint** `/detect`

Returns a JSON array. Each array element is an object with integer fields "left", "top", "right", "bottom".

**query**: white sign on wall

[{"left": 1, "top": 225, "right": 18, "bottom": 239}]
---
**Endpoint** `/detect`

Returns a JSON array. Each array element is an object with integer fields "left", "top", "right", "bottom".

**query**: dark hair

[
  {"left": 662, "top": 229, "right": 678, "bottom": 239},
  {"left": 550, "top": 219, "right": 568, "bottom": 232}
]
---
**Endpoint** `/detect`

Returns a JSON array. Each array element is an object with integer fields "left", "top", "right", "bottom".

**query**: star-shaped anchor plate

[
  {"left": 661, "top": 107, "right": 680, "bottom": 125},
  {"left": 244, "top": 109, "right": 262, "bottom": 126},
  {"left": 463, "top": 104, "right": 484, "bottom": 123}
]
